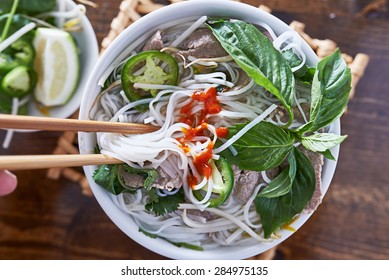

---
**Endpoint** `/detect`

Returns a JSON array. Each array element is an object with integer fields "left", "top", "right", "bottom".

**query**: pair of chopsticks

[{"left": 0, "top": 114, "right": 158, "bottom": 170}]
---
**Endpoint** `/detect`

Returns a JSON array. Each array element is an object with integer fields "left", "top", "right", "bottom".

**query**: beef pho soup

[{"left": 80, "top": 1, "right": 350, "bottom": 259}]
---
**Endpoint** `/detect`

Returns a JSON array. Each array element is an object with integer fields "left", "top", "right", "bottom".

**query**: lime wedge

[{"left": 33, "top": 28, "right": 79, "bottom": 107}]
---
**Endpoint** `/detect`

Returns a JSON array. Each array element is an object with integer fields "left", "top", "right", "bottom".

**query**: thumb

[{"left": 0, "top": 170, "right": 18, "bottom": 196}]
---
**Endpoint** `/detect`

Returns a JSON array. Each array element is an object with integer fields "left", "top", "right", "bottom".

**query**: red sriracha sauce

[
  {"left": 179, "top": 87, "right": 221, "bottom": 126},
  {"left": 177, "top": 87, "right": 223, "bottom": 188},
  {"left": 216, "top": 127, "right": 229, "bottom": 138}
]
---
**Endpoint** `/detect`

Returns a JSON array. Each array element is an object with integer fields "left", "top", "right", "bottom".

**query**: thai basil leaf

[
  {"left": 221, "top": 121, "right": 295, "bottom": 171},
  {"left": 255, "top": 147, "right": 316, "bottom": 238},
  {"left": 139, "top": 228, "right": 203, "bottom": 251},
  {"left": 282, "top": 48, "right": 315, "bottom": 84},
  {"left": 207, "top": 19, "right": 295, "bottom": 126},
  {"left": 0, "top": 14, "right": 34, "bottom": 41},
  {"left": 320, "top": 149, "right": 336, "bottom": 160},
  {"left": 301, "top": 133, "right": 347, "bottom": 153},
  {"left": 0, "top": 0, "right": 56, "bottom": 15},
  {"left": 257, "top": 151, "right": 296, "bottom": 198},
  {"left": 298, "top": 49, "right": 351, "bottom": 133}
]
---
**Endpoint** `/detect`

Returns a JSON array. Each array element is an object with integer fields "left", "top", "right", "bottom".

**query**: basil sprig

[
  {"left": 208, "top": 19, "right": 352, "bottom": 238},
  {"left": 257, "top": 151, "right": 297, "bottom": 199},
  {"left": 297, "top": 49, "right": 352, "bottom": 133},
  {"left": 255, "top": 147, "right": 316, "bottom": 238},
  {"left": 207, "top": 19, "right": 295, "bottom": 127}
]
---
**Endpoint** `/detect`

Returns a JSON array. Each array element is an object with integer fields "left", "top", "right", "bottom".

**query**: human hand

[{"left": 0, "top": 170, "right": 18, "bottom": 196}]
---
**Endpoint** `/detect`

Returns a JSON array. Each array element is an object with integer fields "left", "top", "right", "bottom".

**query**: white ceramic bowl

[
  {"left": 26, "top": 0, "right": 98, "bottom": 120},
  {"left": 79, "top": 0, "right": 339, "bottom": 259}
]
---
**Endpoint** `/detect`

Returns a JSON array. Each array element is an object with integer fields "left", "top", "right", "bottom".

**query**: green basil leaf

[
  {"left": 207, "top": 19, "right": 295, "bottom": 126},
  {"left": 258, "top": 151, "right": 297, "bottom": 198},
  {"left": 0, "top": 0, "right": 56, "bottom": 15},
  {"left": 221, "top": 121, "right": 294, "bottom": 171},
  {"left": 320, "top": 149, "right": 336, "bottom": 160},
  {"left": 299, "top": 49, "right": 351, "bottom": 133},
  {"left": 282, "top": 49, "right": 315, "bottom": 84},
  {"left": 139, "top": 228, "right": 204, "bottom": 251},
  {"left": 301, "top": 133, "right": 347, "bottom": 152},
  {"left": 255, "top": 147, "right": 316, "bottom": 238},
  {"left": 0, "top": 14, "right": 34, "bottom": 42}
]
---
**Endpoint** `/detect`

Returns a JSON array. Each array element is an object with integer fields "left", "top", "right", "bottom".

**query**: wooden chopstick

[
  {"left": 0, "top": 154, "right": 122, "bottom": 170},
  {"left": 0, "top": 114, "right": 158, "bottom": 134}
]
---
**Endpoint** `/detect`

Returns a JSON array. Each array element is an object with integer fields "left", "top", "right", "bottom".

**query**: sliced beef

[
  {"left": 178, "top": 28, "right": 228, "bottom": 59},
  {"left": 118, "top": 166, "right": 181, "bottom": 191},
  {"left": 186, "top": 209, "right": 218, "bottom": 221},
  {"left": 231, "top": 165, "right": 280, "bottom": 204},
  {"left": 119, "top": 168, "right": 145, "bottom": 188},
  {"left": 142, "top": 30, "right": 165, "bottom": 51},
  {"left": 262, "top": 30, "right": 273, "bottom": 41},
  {"left": 232, "top": 165, "right": 261, "bottom": 204},
  {"left": 269, "top": 103, "right": 310, "bottom": 124},
  {"left": 151, "top": 167, "right": 182, "bottom": 191}
]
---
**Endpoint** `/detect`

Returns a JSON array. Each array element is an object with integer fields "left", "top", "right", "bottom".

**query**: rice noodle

[
  {"left": 171, "top": 16, "right": 207, "bottom": 47},
  {"left": 2, "top": 98, "right": 19, "bottom": 149}
]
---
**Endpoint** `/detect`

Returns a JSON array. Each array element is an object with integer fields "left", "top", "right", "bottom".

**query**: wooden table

[{"left": 0, "top": 0, "right": 388, "bottom": 260}]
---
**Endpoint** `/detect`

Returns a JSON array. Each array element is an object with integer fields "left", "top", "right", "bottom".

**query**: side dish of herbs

[{"left": 0, "top": 0, "right": 81, "bottom": 115}]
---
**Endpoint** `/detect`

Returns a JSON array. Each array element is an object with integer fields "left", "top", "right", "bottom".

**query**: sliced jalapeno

[
  {"left": 121, "top": 50, "right": 179, "bottom": 109},
  {"left": 193, "top": 157, "right": 234, "bottom": 208},
  {"left": 0, "top": 39, "right": 35, "bottom": 74},
  {"left": 1, "top": 65, "right": 36, "bottom": 98}
]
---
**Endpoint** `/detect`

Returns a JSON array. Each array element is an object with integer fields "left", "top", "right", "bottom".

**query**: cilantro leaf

[
  {"left": 145, "top": 188, "right": 159, "bottom": 204},
  {"left": 92, "top": 164, "right": 130, "bottom": 195},
  {"left": 145, "top": 188, "right": 185, "bottom": 216},
  {"left": 93, "top": 164, "right": 158, "bottom": 195}
]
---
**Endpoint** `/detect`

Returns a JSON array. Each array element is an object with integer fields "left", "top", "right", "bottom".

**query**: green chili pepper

[
  {"left": 0, "top": 39, "right": 35, "bottom": 74},
  {"left": 121, "top": 50, "right": 179, "bottom": 110},
  {"left": 193, "top": 157, "right": 234, "bottom": 208},
  {"left": 1, "top": 65, "right": 36, "bottom": 98}
]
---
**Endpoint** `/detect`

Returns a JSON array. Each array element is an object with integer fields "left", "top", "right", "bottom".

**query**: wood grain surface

[{"left": 1, "top": 0, "right": 388, "bottom": 260}]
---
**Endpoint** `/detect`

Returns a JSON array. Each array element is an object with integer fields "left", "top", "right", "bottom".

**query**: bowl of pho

[{"left": 79, "top": 0, "right": 351, "bottom": 259}]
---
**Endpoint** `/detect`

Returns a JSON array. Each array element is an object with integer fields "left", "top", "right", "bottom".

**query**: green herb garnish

[
  {"left": 145, "top": 188, "right": 185, "bottom": 216},
  {"left": 208, "top": 20, "right": 351, "bottom": 237},
  {"left": 207, "top": 19, "right": 295, "bottom": 127}
]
